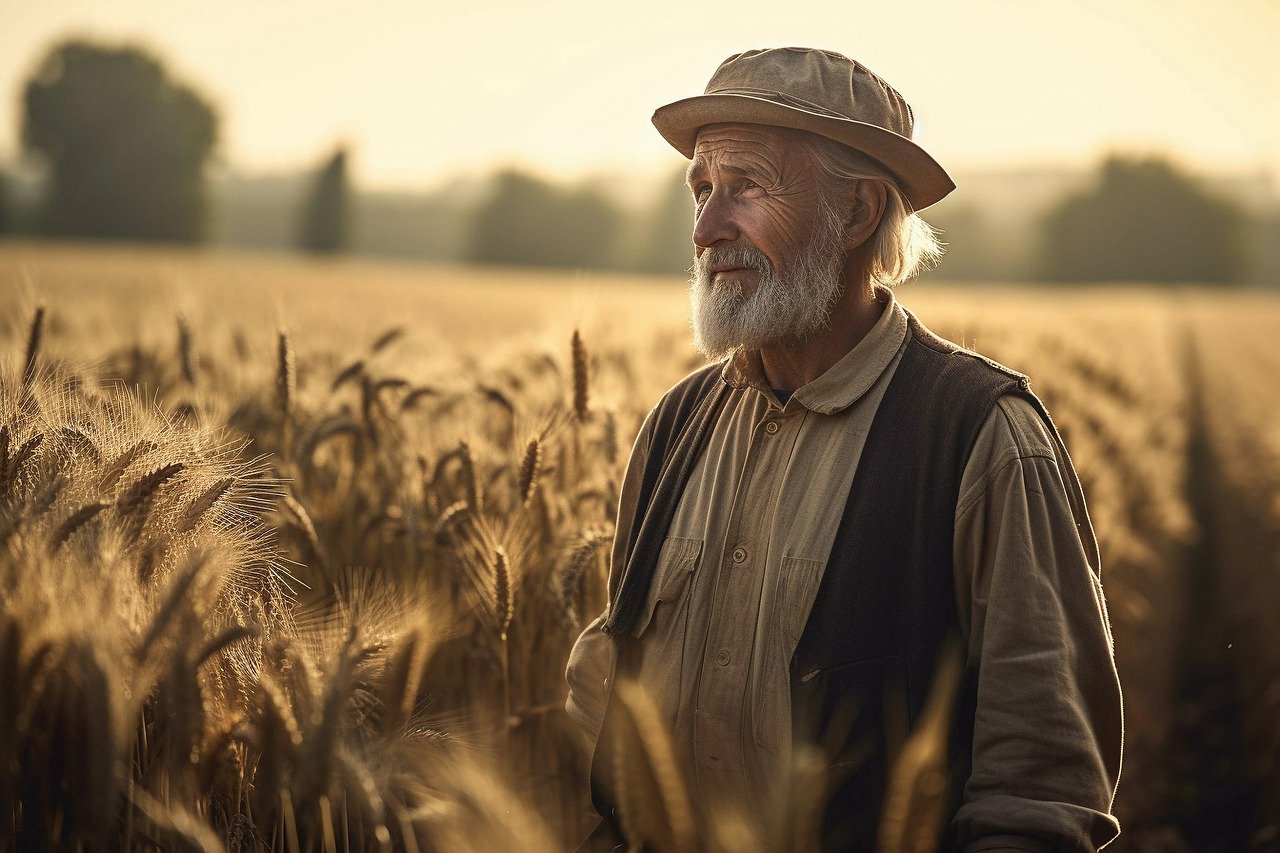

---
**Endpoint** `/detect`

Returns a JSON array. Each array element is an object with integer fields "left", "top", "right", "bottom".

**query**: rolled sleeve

[{"left": 952, "top": 395, "right": 1124, "bottom": 851}]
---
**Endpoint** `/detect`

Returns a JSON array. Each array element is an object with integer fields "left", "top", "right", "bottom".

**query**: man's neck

[{"left": 759, "top": 281, "right": 886, "bottom": 392}]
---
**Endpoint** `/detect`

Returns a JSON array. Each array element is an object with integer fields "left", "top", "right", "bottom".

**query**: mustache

[{"left": 694, "top": 242, "right": 773, "bottom": 277}]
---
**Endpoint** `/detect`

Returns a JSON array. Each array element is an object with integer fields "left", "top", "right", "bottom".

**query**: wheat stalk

[
  {"left": 878, "top": 639, "right": 965, "bottom": 853},
  {"left": 134, "top": 552, "right": 207, "bottom": 665},
  {"left": 379, "top": 631, "right": 426, "bottom": 737},
  {"left": 331, "top": 359, "right": 365, "bottom": 392},
  {"left": 611, "top": 679, "right": 696, "bottom": 852},
  {"left": 370, "top": 326, "right": 405, "bottom": 353},
  {"left": 400, "top": 385, "right": 439, "bottom": 412},
  {"left": 280, "top": 491, "right": 327, "bottom": 572}
]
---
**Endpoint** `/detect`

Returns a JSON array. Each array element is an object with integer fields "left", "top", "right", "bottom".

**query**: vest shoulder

[
  {"left": 907, "top": 313, "right": 1031, "bottom": 392},
  {"left": 656, "top": 358, "right": 726, "bottom": 409}
]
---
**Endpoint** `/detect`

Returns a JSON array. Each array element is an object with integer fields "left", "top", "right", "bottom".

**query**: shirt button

[
  {"left": 764, "top": 421, "right": 779, "bottom": 435},
  {"left": 716, "top": 649, "right": 731, "bottom": 666},
  {"left": 731, "top": 546, "right": 747, "bottom": 564}
]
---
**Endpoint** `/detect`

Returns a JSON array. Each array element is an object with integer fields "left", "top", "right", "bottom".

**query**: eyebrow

[{"left": 685, "top": 160, "right": 756, "bottom": 187}]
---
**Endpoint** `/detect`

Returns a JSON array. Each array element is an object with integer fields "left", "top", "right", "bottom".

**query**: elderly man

[{"left": 565, "top": 47, "right": 1122, "bottom": 851}]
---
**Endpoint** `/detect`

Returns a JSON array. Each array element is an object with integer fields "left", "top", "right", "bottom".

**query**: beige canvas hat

[{"left": 652, "top": 47, "right": 955, "bottom": 211}]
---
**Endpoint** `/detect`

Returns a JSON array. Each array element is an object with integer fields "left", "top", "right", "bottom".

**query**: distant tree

[
  {"left": 470, "top": 168, "right": 622, "bottom": 269},
  {"left": 1038, "top": 154, "right": 1246, "bottom": 284},
  {"left": 1244, "top": 209, "right": 1280, "bottom": 286},
  {"left": 21, "top": 39, "right": 218, "bottom": 243},
  {"left": 297, "top": 145, "right": 352, "bottom": 254},
  {"left": 0, "top": 170, "right": 9, "bottom": 236},
  {"left": 636, "top": 165, "right": 695, "bottom": 274},
  {"left": 918, "top": 202, "right": 1003, "bottom": 280}
]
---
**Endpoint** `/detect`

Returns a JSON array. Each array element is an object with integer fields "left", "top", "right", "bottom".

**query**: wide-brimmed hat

[{"left": 652, "top": 47, "right": 955, "bottom": 211}]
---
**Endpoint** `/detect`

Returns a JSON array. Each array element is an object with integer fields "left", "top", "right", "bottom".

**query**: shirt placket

[{"left": 691, "top": 400, "right": 794, "bottom": 794}]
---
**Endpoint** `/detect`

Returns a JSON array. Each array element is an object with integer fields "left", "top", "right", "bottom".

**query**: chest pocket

[
  {"left": 752, "top": 554, "right": 826, "bottom": 755},
  {"left": 630, "top": 536, "right": 703, "bottom": 728},
  {"left": 631, "top": 535, "right": 702, "bottom": 638}
]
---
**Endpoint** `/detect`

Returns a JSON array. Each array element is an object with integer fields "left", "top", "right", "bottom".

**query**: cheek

[{"left": 741, "top": 200, "right": 821, "bottom": 263}]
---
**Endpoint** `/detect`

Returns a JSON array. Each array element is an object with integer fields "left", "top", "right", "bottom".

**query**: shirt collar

[{"left": 719, "top": 283, "right": 909, "bottom": 415}]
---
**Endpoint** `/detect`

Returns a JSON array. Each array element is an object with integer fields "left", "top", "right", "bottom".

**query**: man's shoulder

[
  {"left": 630, "top": 358, "right": 728, "bottom": 456},
  {"left": 659, "top": 358, "right": 727, "bottom": 400},
  {"left": 650, "top": 358, "right": 728, "bottom": 419},
  {"left": 990, "top": 394, "right": 1058, "bottom": 461},
  {"left": 958, "top": 395, "right": 1061, "bottom": 506}
]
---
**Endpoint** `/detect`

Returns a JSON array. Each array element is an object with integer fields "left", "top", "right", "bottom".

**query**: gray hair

[{"left": 796, "top": 130, "right": 945, "bottom": 287}]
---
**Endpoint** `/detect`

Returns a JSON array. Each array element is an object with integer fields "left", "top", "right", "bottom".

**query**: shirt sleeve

[
  {"left": 564, "top": 402, "right": 659, "bottom": 752},
  {"left": 950, "top": 394, "right": 1124, "bottom": 852}
]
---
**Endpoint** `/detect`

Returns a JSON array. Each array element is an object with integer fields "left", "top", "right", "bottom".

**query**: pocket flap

[
  {"left": 632, "top": 536, "right": 702, "bottom": 638},
  {"left": 774, "top": 554, "right": 826, "bottom": 646}
]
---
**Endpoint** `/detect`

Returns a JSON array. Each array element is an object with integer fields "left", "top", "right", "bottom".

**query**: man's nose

[{"left": 693, "top": 191, "right": 739, "bottom": 250}]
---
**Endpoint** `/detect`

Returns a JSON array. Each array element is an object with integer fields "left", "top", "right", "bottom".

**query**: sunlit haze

[{"left": 3, "top": 0, "right": 1278, "bottom": 189}]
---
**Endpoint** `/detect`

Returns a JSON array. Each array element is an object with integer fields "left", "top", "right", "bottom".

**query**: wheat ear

[
  {"left": 48, "top": 502, "right": 107, "bottom": 554},
  {"left": 22, "top": 304, "right": 45, "bottom": 388},
  {"left": 179, "top": 477, "right": 234, "bottom": 532},
  {"left": 277, "top": 330, "right": 296, "bottom": 456},
  {"left": 176, "top": 314, "right": 196, "bottom": 384},
  {"left": 571, "top": 328, "right": 589, "bottom": 421},
  {"left": 517, "top": 436, "right": 541, "bottom": 505},
  {"left": 457, "top": 440, "right": 482, "bottom": 514}
]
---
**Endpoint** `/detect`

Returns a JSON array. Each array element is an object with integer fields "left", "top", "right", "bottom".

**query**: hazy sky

[{"left": 3, "top": 0, "right": 1278, "bottom": 190}]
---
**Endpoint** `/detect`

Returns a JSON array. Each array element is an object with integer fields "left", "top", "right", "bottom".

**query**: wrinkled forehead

[{"left": 688, "top": 122, "right": 811, "bottom": 181}]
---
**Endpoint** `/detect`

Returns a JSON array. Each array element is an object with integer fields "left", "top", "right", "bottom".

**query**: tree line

[{"left": 3, "top": 38, "right": 1277, "bottom": 285}]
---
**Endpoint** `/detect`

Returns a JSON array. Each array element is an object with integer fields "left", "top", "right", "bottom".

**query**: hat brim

[{"left": 652, "top": 93, "right": 955, "bottom": 211}]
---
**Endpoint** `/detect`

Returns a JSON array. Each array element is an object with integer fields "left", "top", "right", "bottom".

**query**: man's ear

[{"left": 843, "top": 180, "right": 887, "bottom": 250}]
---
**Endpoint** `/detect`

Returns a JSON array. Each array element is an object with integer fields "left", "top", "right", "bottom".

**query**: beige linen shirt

[{"left": 566, "top": 285, "right": 1123, "bottom": 849}]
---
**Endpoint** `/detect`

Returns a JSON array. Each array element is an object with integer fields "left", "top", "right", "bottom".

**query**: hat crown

[{"left": 704, "top": 47, "right": 915, "bottom": 140}]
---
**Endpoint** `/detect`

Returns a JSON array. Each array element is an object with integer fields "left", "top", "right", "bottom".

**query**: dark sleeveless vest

[{"left": 586, "top": 310, "right": 1060, "bottom": 851}]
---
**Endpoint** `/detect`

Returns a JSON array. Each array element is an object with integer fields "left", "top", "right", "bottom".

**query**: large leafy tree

[
  {"left": 1039, "top": 155, "right": 1245, "bottom": 284},
  {"left": 22, "top": 39, "right": 218, "bottom": 243}
]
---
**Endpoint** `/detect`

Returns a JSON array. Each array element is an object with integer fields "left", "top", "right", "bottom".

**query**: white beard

[{"left": 687, "top": 203, "right": 849, "bottom": 362}]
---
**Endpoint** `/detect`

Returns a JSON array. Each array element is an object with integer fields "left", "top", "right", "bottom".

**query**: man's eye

[
  {"left": 695, "top": 185, "right": 711, "bottom": 202},
  {"left": 742, "top": 180, "right": 761, "bottom": 191}
]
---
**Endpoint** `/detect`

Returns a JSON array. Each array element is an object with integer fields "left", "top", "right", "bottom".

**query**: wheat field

[{"left": 1, "top": 241, "right": 1277, "bottom": 852}]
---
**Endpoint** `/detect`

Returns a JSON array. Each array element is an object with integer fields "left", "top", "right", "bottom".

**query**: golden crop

[{"left": 1, "top": 243, "right": 1276, "bottom": 850}]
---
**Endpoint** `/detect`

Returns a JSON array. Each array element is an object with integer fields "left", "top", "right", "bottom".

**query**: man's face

[{"left": 686, "top": 122, "right": 849, "bottom": 360}]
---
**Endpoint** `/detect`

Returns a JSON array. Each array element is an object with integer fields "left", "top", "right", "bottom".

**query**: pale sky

[{"left": 2, "top": 0, "right": 1278, "bottom": 190}]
